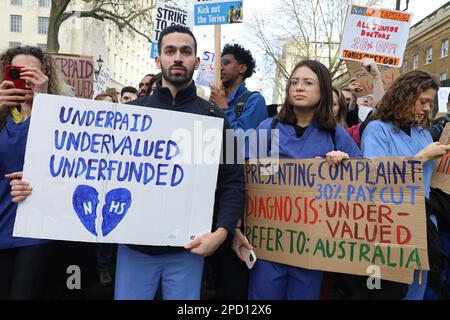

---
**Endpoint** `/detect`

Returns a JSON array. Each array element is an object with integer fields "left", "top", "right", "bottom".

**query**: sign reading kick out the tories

[
  {"left": 245, "top": 158, "right": 429, "bottom": 284},
  {"left": 14, "top": 94, "right": 223, "bottom": 246}
]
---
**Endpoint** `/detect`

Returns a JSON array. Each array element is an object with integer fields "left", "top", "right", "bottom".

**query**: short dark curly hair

[{"left": 222, "top": 43, "right": 256, "bottom": 79}]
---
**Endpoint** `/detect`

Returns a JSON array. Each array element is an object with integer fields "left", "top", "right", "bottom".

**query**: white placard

[
  {"left": 438, "top": 88, "right": 450, "bottom": 113},
  {"left": 339, "top": 5, "right": 413, "bottom": 67},
  {"left": 358, "top": 105, "right": 372, "bottom": 122},
  {"left": 93, "top": 67, "right": 111, "bottom": 98},
  {"left": 151, "top": 0, "right": 194, "bottom": 58},
  {"left": 14, "top": 94, "right": 223, "bottom": 246},
  {"left": 195, "top": 50, "right": 215, "bottom": 88}
]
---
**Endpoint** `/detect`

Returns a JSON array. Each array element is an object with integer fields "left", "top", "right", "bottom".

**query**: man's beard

[{"left": 161, "top": 63, "right": 195, "bottom": 86}]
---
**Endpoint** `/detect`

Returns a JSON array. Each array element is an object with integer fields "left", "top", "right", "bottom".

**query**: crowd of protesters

[{"left": 0, "top": 24, "right": 449, "bottom": 300}]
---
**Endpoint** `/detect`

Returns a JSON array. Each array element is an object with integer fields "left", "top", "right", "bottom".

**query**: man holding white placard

[{"left": 119, "top": 25, "right": 245, "bottom": 300}]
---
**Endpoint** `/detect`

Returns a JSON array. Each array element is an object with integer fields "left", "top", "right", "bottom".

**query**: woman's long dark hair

[
  {"left": 278, "top": 60, "right": 336, "bottom": 130},
  {"left": 332, "top": 87, "right": 348, "bottom": 129}
]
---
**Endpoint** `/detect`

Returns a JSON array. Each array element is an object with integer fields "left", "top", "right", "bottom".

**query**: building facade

[
  {"left": 399, "top": 2, "right": 449, "bottom": 83},
  {"left": 272, "top": 37, "right": 342, "bottom": 104},
  {"left": 0, "top": 0, "right": 157, "bottom": 92},
  {"left": 0, "top": 0, "right": 51, "bottom": 51}
]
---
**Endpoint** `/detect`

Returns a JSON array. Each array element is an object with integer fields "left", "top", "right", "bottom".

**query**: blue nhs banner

[{"left": 194, "top": 0, "right": 243, "bottom": 26}]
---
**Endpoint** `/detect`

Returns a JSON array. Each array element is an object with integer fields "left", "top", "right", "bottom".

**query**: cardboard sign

[
  {"left": 93, "top": 68, "right": 111, "bottom": 99},
  {"left": 438, "top": 88, "right": 450, "bottom": 113},
  {"left": 151, "top": 0, "right": 194, "bottom": 58},
  {"left": 431, "top": 123, "right": 450, "bottom": 194},
  {"left": 14, "top": 94, "right": 224, "bottom": 246},
  {"left": 195, "top": 50, "right": 215, "bottom": 87},
  {"left": 244, "top": 158, "right": 429, "bottom": 284},
  {"left": 339, "top": 5, "right": 413, "bottom": 67},
  {"left": 346, "top": 60, "right": 400, "bottom": 97},
  {"left": 52, "top": 54, "right": 94, "bottom": 99},
  {"left": 194, "top": 0, "right": 243, "bottom": 26}
]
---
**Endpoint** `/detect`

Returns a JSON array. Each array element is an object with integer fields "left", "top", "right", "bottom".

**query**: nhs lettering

[{"left": 351, "top": 6, "right": 368, "bottom": 16}]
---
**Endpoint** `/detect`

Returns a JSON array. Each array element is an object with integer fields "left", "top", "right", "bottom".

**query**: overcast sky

[{"left": 192, "top": 0, "right": 449, "bottom": 101}]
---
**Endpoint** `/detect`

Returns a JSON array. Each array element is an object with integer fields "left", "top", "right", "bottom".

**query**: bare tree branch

[
  {"left": 48, "top": 0, "right": 158, "bottom": 53},
  {"left": 246, "top": 0, "right": 382, "bottom": 89}
]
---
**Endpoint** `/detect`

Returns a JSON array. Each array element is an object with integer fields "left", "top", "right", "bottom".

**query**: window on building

[
  {"left": 402, "top": 61, "right": 408, "bottom": 73},
  {"left": 38, "top": 17, "right": 49, "bottom": 34},
  {"left": 38, "top": 0, "right": 51, "bottom": 7},
  {"left": 413, "top": 54, "right": 419, "bottom": 70},
  {"left": 442, "top": 40, "right": 449, "bottom": 58},
  {"left": 37, "top": 43, "right": 47, "bottom": 51},
  {"left": 10, "top": 15, "right": 22, "bottom": 32},
  {"left": 440, "top": 72, "right": 447, "bottom": 82},
  {"left": 425, "top": 47, "right": 433, "bottom": 64},
  {"left": 10, "top": 0, "right": 22, "bottom": 5},
  {"left": 9, "top": 41, "right": 21, "bottom": 48}
]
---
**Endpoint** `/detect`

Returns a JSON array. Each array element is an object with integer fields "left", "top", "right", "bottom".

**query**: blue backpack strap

[{"left": 234, "top": 91, "right": 257, "bottom": 118}]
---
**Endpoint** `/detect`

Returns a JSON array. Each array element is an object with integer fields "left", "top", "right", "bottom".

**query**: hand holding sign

[
  {"left": 417, "top": 142, "right": 450, "bottom": 162},
  {"left": 361, "top": 58, "right": 381, "bottom": 78},
  {"left": 13, "top": 94, "right": 223, "bottom": 246},
  {"left": 431, "top": 123, "right": 450, "bottom": 194},
  {"left": 209, "top": 83, "right": 228, "bottom": 109},
  {"left": 348, "top": 78, "right": 364, "bottom": 94},
  {"left": 5, "top": 171, "right": 32, "bottom": 204},
  {"left": 325, "top": 150, "right": 350, "bottom": 167}
]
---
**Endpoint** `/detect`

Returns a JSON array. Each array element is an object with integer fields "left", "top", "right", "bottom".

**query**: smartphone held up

[{"left": 5, "top": 65, "right": 26, "bottom": 90}]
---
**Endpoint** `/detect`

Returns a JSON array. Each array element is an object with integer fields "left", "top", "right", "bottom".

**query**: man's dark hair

[
  {"left": 157, "top": 25, "right": 197, "bottom": 55},
  {"left": 121, "top": 86, "right": 138, "bottom": 96},
  {"left": 222, "top": 43, "right": 256, "bottom": 79}
]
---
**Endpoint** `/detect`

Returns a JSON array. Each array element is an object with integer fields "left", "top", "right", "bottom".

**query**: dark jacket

[{"left": 127, "top": 80, "right": 245, "bottom": 255}]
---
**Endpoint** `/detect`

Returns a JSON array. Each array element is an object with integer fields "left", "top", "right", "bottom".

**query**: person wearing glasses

[{"left": 235, "top": 60, "right": 361, "bottom": 300}]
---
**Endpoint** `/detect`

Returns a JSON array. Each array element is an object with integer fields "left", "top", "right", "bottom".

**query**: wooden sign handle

[{"left": 214, "top": 25, "right": 221, "bottom": 87}]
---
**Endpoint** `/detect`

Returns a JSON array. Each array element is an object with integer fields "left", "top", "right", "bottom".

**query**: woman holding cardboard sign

[
  {"left": 238, "top": 60, "right": 362, "bottom": 300},
  {"left": 333, "top": 71, "right": 450, "bottom": 300},
  {"left": 0, "top": 46, "right": 68, "bottom": 299}
]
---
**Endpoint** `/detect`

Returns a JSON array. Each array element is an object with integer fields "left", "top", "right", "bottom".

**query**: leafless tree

[
  {"left": 47, "top": 0, "right": 157, "bottom": 53},
  {"left": 246, "top": 0, "right": 381, "bottom": 101}
]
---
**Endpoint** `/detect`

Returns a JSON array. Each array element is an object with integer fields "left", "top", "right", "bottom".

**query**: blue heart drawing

[
  {"left": 72, "top": 186, "right": 132, "bottom": 237},
  {"left": 101, "top": 188, "right": 132, "bottom": 236},
  {"left": 72, "top": 185, "right": 99, "bottom": 236}
]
